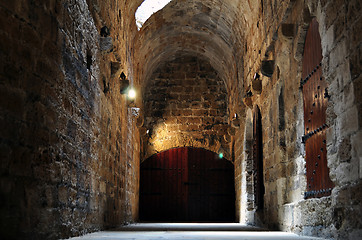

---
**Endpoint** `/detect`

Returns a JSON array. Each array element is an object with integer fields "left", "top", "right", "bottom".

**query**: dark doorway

[
  {"left": 140, "top": 147, "right": 235, "bottom": 222},
  {"left": 253, "top": 106, "right": 264, "bottom": 210}
]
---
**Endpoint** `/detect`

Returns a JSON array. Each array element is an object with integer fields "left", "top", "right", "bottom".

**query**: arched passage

[{"left": 140, "top": 147, "right": 235, "bottom": 222}]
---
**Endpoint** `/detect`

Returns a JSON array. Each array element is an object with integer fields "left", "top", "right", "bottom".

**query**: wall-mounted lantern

[
  {"left": 120, "top": 72, "right": 130, "bottom": 94},
  {"left": 100, "top": 26, "right": 113, "bottom": 52},
  {"left": 127, "top": 88, "right": 136, "bottom": 100},
  {"left": 252, "top": 72, "right": 262, "bottom": 94},
  {"left": 126, "top": 87, "right": 136, "bottom": 107},
  {"left": 111, "top": 61, "right": 121, "bottom": 78},
  {"left": 231, "top": 113, "right": 240, "bottom": 129},
  {"left": 243, "top": 86, "right": 253, "bottom": 109},
  {"left": 261, "top": 60, "right": 275, "bottom": 77}
]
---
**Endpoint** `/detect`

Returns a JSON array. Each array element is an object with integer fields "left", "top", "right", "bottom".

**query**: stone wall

[
  {"left": 142, "top": 55, "right": 230, "bottom": 161},
  {"left": 234, "top": 0, "right": 362, "bottom": 239},
  {"left": 0, "top": 0, "right": 360, "bottom": 239},
  {"left": 0, "top": 0, "right": 139, "bottom": 239}
]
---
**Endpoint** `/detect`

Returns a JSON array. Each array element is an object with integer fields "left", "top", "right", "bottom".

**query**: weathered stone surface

[
  {"left": 143, "top": 55, "right": 229, "bottom": 160},
  {"left": 0, "top": 0, "right": 139, "bottom": 239},
  {"left": 0, "top": 0, "right": 361, "bottom": 239}
]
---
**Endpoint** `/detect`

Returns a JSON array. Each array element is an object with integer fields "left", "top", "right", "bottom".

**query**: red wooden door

[
  {"left": 140, "top": 147, "right": 235, "bottom": 222},
  {"left": 301, "top": 18, "right": 334, "bottom": 198}
]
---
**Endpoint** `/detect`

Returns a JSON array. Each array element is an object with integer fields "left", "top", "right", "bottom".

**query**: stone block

[
  {"left": 352, "top": 77, "right": 362, "bottom": 125},
  {"left": 334, "top": 13, "right": 346, "bottom": 41},
  {"left": 337, "top": 137, "right": 352, "bottom": 163},
  {"left": 327, "top": 152, "right": 339, "bottom": 181},
  {"left": 280, "top": 203, "right": 294, "bottom": 231},
  {"left": 334, "top": 82, "right": 355, "bottom": 115},
  {"left": 349, "top": 47, "right": 361, "bottom": 81},
  {"left": 350, "top": 14, "right": 362, "bottom": 50},
  {"left": 0, "top": 115, "right": 21, "bottom": 143},
  {"left": 350, "top": 130, "right": 362, "bottom": 178},
  {"left": 349, "top": 230, "right": 362, "bottom": 240},
  {"left": 360, "top": 156, "right": 362, "bottom": 179},
  {"left": 336, "top": 106, "right": 359, "bottom": 138},
  {"left": 186, "top": 117, "right": 201, "bottom": 124},
  {"left": 347, "top": 0, "right": 361, "bottom": 25},
  {"left": 329, "top": 39, "right": 347, "bottom": 71},
  {"left": 0, "top": 86, "right": 25, "bottom": 118},
  {"left": 277, "top": 178, "right": 287, "bottom": 205},
  {"left": 334, "top": 61, "right": 352, "bottom": 91},
  {"left": 58, "top": 186, "right": 68, "bottom": 205},
  {"left": 9, "top": 146, "right": 33, "bottom": 177},
  {"left": 334, "top": 162, "right": 359, "bottom": 184},
  {"left": 69, "top": 187, "right": 77, "bottom": 207},
  {"left": 21, "top": 23, "right": 42, "bottom": 50},
  {"left": 299, "top": 197, "right": 332, "bottom": 227},
  {"left": 324, "top": 0, "right": 341, "bottom": 30}
]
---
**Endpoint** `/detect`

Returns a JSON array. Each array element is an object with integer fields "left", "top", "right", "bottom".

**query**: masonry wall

[
  {"left": 0, "top": 0, "right": 360, "bottom": 239},
  {"left": 234, "top": 0, "right": 362, "bottom": 239},
  {"left": 0, "top": 0, "right": 139, "bottom": 239},
  {"left": 142, "top": 55, "right": 230, "bottom": 161}
]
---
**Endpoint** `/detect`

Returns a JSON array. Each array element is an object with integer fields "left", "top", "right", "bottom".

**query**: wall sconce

[
  {"left": 281, "top": 23, "right": 295, "bottom": 38},
  {"left": 100, "top": 26, "right": 113, "bottom": 52},
  {"left": 119, "top": 72, "right": 137, "bottom": 103},
  {"left": 261, "top": 60, "right": 275, "bottom": 77},
  {"left": 120, "top": 72, "right": 130, "bottom": 94},
  {"left": 100, "top": 26, "right": 110, "bottom": 37},
  {"left": 243, "top": 85, "right": 253, "bottom": 109},
  {"left": 111, "top": 61, "right": 121, "bottom": 78},
  {"left": 127, "top": 88, "right": 136, "bottom": 100},
  {"left": 231, "top": 113, "right": 240, "bottom": 128},
  {"left": 126, "top": 87, "right": 136, "bottom": 107},
  {"left": 252, "top": 72, "right": 262, "bottom": 94}
]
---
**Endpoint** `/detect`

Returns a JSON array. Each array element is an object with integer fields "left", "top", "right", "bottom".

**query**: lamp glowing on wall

[
  {"left": 127, "top": 88, "right": 136, "bottom": 100},
  {"left": 218, "top": 152, "right": 224, "bottom": 159}
]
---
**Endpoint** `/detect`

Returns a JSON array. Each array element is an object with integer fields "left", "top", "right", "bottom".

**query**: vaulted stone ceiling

[{"left": 126, "top": 0, "right": 261, "bottom": 94}]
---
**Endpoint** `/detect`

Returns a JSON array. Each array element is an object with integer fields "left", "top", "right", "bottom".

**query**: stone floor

[{"left": 67, "top": 223, "right": 323, "bottom": 240}]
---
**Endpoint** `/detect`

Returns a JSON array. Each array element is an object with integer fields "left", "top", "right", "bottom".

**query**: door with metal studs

[
  {"left": 140, "top": 147, "right": 235, "bottom": 222},
  {"left": 300, "top": 18, "right": 334, "bottom": 199}
]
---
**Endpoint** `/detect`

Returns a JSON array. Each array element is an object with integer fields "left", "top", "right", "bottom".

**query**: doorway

[{"left": 139, "top": 147, "right": 235, "bottom": 222}]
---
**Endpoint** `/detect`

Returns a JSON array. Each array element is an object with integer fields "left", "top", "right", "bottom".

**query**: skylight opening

[{"left": 135, "top": 0, "right": 172, "bottom": 30}]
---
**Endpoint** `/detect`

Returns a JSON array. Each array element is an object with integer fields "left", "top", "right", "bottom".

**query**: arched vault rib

[
  {"left": 136, "top": 31, "right": 236, "bottom": 92},
  {"left": 131, "top": 0, "right": 248, "bottom": 94}
]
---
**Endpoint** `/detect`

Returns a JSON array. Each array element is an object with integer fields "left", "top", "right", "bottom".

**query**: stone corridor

[{"left": 0, "top": 0, "right": 361, "bottom": 239}]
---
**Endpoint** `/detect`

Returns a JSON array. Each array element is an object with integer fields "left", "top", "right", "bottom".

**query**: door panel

[
  {"left": 140, "top": 147, "right": 235, "bottom": 222},
  {"left": 301, "top": 18, "right": 334, "bottom": 199}
]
